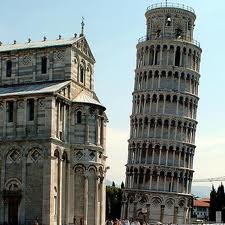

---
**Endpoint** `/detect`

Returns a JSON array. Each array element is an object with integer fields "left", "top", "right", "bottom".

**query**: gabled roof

[
  {"left": 0, "top": 35, "right": 96, "bottom": 62},
  {"left": 0, "top": 81, "right": 70, "bottom": 97},
  {"left": 193, "top": 199, "right": 210, "bottom": 208},
  {"left": 73, "top": 90, "right": 105, "bottom": 109},
  {"left": 0, "top": 37, "right": 81, "bottom": 53}
]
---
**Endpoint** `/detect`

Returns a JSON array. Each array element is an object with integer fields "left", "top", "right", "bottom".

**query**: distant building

[
  {"left": 0, "top": 29, "right": 108, "bottom": 225},
  {"left": 193, "top": 198, "right": 210, "bottom": 220}
]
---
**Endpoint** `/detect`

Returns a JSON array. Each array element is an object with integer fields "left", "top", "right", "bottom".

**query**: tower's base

[{"left": 121, "top": 189, "right": 192, "bottom": 224}]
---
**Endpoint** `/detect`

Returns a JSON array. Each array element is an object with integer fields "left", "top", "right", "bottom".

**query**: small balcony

[
  {"left": 147, "top": 2, "right": 195, "bottom": 14},
  {"left": 138, "top": 35, "right": 200, "bottom": 48}
]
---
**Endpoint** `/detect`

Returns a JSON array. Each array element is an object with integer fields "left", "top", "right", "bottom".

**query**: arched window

[
  {"left": 80, "top": 65, "right": 85, "bottom": 84},
  {"left": 6, "top": 60, "right": 12, "bottom": 77},
  {"left": 175, "top": 47, "right": 181, "bottom": 66},
  {"left": 188, "top": 19, "right": 192, "bottom": 31},
  {"left": 155, "top": 29, "right": 161, "bottom": 38},
  {"left": 76, "top": 111, "right": 82, "bottom": 124},
  {"left": 175, "top": 28, "right": 183, "bottom": 39},
  {"left": 166, "top": 16, "right": 171, "bottom": 26},
  {"left": 27, "top": 99, "right": 34, "bottom": 121},
  {"left": 41, "top": 56, "right": 47, "bottom": 74}
]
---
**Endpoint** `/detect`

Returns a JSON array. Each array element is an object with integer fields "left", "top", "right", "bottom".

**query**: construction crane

[{"left": 193, "top": 176, "right": 225, "bottom": 183}]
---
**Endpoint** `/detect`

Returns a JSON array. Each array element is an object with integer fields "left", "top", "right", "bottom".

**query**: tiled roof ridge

[{"left": 0, "top": 36, "right": 83, "bottom": 52}]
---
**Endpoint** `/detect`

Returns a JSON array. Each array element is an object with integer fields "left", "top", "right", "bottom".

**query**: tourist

[
  {"left": 130, "top": 219, "right": 135, "bottom": 225},
  {"left": 124, "top": 219, "right": 130, "bottom": 225},
  {"left": 106, "top": 219, "right": 113, "bottom": 225}
]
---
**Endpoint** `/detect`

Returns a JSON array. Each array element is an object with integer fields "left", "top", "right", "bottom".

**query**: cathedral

[
  {"left": 0, "top": 26, "right": 107, "bottom": 225},
  {"left": 122, "top": 2, "right": 201, "bottom": 224}
]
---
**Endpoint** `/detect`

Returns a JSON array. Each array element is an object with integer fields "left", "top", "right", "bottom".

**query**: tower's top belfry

[{"left": 144, "top": 2, "right": 198, "bottom": 46}]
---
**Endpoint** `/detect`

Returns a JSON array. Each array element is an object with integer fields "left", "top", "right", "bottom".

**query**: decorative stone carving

[
  {"left": 22, "top": 55, "right": 32, "bottom": 65},
  {"left": 27, "top": 148, "right": 42, "bottom": 163},
  {"left": 7, "top": 150, "right": 21, "bottom": 164},
  {"left": 54, "top": 51, "right": 64, "bottom": 61},
  {"left": 38, "top": 98, "right": 45, "bottom": 108},
  {"left": 0, "top": 102, "right": 3, "bottom": 111},
  {"left": 152, "top": 197, "right": 161, "bottom": 207},
  {"left": 75, "top": 151, "right": 83, "bottom": 160}
]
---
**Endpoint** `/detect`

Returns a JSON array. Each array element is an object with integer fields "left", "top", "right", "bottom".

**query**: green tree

[
  {"left": 121, "top": 182, "right": 125, "bottom": 189},
  {"left": 112, "top": 181, "right": 116, "bottom": 187},
  {"left": 106, "top": 185, "right": 122, "bottom": 219},
  {"left": 217, "top": 184, "right": 225, "bottom": 222},
  {"left": 209, "top": 185, "right": 216, "bottom": 221}
]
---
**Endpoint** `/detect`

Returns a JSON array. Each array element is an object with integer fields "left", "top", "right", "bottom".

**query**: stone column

[
  {"left": 172, "top": 149, "right": 176, "bottom": 166},
  {"left": 156, "top": 96, "right": 159, "bottom": 113},
  {"left": 145, "top": 148, "right": 148, "bottom": 164},
  {"left": 173, "top": 207, "right": 178, "bottom": 224},
  {"left": 165, "top": 149, "right": 169, "bottom": 166},
  {"left": 133, "top": 202, "right": 137, "bottom": 218},
  {"left": 42, "top": 155, "right": 53, "bottom": 225},
  {"left": 32, "top": 52, "right": 37, "bottom": 81},
  {"left": 139, "top": 148, "right": 142, "bottom": 164},
  {"left": 178, "top": 76, "right": 181, "bottom": 91},
  {"left": 160, "top": 205, "right": 165, "bottom": 223},
  {"left": 85, "top": 114, "right": 90, "bottom": 144},
  {"left": 178, "top": 151, "right": 181, "bottom": 167},
  {"left": 34, "top": 98, "right": 38, "bottom": 134},
  {"left": 159, "top": 46, "right": 163, "bottom": 66},
  {"left": 3, "top": 101, "right": 6, "bottom": 138},
  {"left": 96, "top": 115, "right": 100, "bottom": 145},
  {"left": 57, "top": 101, "right": 61, "bottom": 139},
  {"left": 151, "top": 148, "right": 155, "bottom": 165},
  {"left": 158, "top": 147, "right": 162, "bottom": 165},
  {"left": 23, "top": 99, "right": 27, "bottom": 137},
  {"left": 147, "top": 121, "right": 151, "bottom": 137},
  {"left": 183, "top": 152, "right": 186, "bottom": 168},
  {"left": 149, "top": 173, "right": 153, "bottom": 190},
  {"left": 147, "top": 203, "right": 151, "bottom": 223},
  {"left": 158, "top": 74, "right": 161, "bottom": 88},
  {"left": 153, "top": 123, "right": 157, "bottom": 139},
  {"left": 63, "top": 105, "right": 67, "bottom": 141},
  {"left": 0, "top": 159, "right": 5, "bottom": 222},
  {"left": 177, "top": 176, "right": 180, "bottom": 192},
  {"left": 151, "top": 75, "right": 154, "bottom": 89},
  {"left": 13, "top": 100, "right": 17, "bottom": 137},
  {"left": 100, "top": 179, "right": 106, "bottom": 225},
  {"left": 95, "top": 176, "right": 99, "bottom": 225},
  {"left": 160, "top": 122, "right": 164, "bottom": 139},
  {"left": 168, "top": 124, "right": 171, "bottom": 140},
  {"left": 171, "top": 175, "right": 174, "bottom": 192},
  {"left": 84, "top": 174, "right": 88, "bottom": 225},
  {"left": 143, "top": 172, "right": 146, "bottom": 189},
  {"left": 143, "top": 97, "right": 146, "bottom": 113},
  {"left": 121, "top": 202, "right": 125, "bottom": 219},
  {"left": 20, "top": 156, "right": 26, "bottom": 224},
  {"left": 149, "top": 97, "right": 152, "bottom": 113},
  {"left": 58, "top": 158, "right": 63, "bottom": 225},
  {"left": 65, "top": 162, "right": 70, "bottom": 224},
  {"left": 100, "top": 117, "right": 104, "bottom": 146},
  {"left": 49, "top": 51, "right": 53, "bottom": 80},
  {"left": 156, "top": 173, "right": 160, "bottom": 190},
  {"left": 184, "top": 207, "right": 188, "bottom": 224}
]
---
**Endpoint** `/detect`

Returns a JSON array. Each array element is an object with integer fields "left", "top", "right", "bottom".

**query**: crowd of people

[
  {"left": 105, "top": 219, "right": 148, "bottom": 225},
  {"left": 105, "top": 220, "right": 177, "bottom": 225}
]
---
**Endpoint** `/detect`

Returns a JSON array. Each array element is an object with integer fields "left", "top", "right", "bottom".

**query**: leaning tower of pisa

[{"left": 121, "top": 3, "right": 202, "bottom": 224}]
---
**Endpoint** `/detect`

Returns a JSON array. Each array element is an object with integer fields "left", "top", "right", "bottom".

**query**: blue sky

[{"left": 1, "top": 0, "right": 225, "bottom": 187}]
